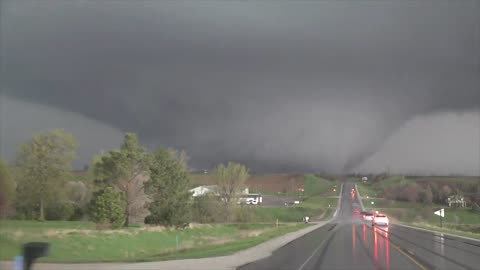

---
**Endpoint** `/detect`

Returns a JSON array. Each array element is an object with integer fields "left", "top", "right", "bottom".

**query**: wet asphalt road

[{"left": 238, "top": 183, "right": 480, "bottom": 270}]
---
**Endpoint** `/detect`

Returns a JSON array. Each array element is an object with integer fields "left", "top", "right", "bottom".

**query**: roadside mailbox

[{"left": 22, "top": 242, "right": 50, "bottom": 270}]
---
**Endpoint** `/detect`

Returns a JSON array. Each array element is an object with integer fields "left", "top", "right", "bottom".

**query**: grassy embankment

[
  {"left": 192, "top": 174, "right": 340, "bottom": 223},
  {"left": 253, "top": 175, "right": 340, "bottom": 221},
  {"left": 357, "top": 176, "right": 480, "bottom": 239},
  {"left": 0, "top": 175, "right": 339, "bottom": 263},
  {"left": 0, "top": 220, "right": 308, "bottom": 263}
]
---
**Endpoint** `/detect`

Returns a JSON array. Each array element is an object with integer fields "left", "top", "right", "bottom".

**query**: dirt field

[{"left": 191, "top": 173, "right": 305, "bottom": 194}]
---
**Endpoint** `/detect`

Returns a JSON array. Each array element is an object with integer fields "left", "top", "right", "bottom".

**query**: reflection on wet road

[{"left": 238, "top": 183, "right": 480, "bottom": 270}]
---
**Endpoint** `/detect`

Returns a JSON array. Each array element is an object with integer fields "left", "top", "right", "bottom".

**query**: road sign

[
  {"left": 434, "top": 209, "right": 445, "bottom": 217},
  {"left": 434, "top": 208, "right": 445, "bottom": 227}
]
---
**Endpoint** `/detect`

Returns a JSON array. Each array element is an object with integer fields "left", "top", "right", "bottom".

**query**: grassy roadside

[
  {"left": 0, "top": 175, "right": 339, "bottom": 263},
  {"left": 251, "top": 175, "right": 339, "bottom": 222},
  {"left": 364, "top": 207, "right": 480, "bottom": 240},
  {"left": 303, "top": 175, "right": 338, "bottom": 197},
  {"left": 152, "top": 174, "right": 341, "bottom": 260},
  {"left": 154, "top": 223, "right": 309, "bottom": 260},
  {"left": 357, "top": 181, "right": 480, "bottom": 239},
  {"left": 301, "top": 197, "right": 338, "bottom": 209},
  {"left": 356, "top": 182, "right": 378, "bottom": 198},
  {"left": 251, "top": 207, "right": 323, "bottom": 222},
  {"left": 400, "top": 222, "right": 480, "bottom": 240},
  {"left": 0, "top": 221, "right": 309, "bottom": 263}
]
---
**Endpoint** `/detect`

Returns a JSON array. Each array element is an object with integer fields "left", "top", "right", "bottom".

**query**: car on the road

[
  {"left": 353, "top": 208, "right": 361, "bottom": 218},
  {"left": 372, "top": 213, "right": 389, "bottom": 226},
  {"left": 362, "top": 212, "right": 374, "bottom": 222}
]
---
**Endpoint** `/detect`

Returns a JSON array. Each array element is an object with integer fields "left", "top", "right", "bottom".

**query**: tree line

[
  {"left": 368, "top": 174, "right": 480, "bottom": 206},
  {"left": 0, "top": 129, "right": 250, "bottom": 228}
]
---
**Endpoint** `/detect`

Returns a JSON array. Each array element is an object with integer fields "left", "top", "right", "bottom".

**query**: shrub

[
  {"left": 234, "top": 206, "right": 257, "bottom": 223},
  {"left": 191, "top": 195, "right": 224, "bottom": 223},
  {"left": 405, "top": 184, "right": 420, "bottom": 202},
  {"left": 14, "top": 203, "right": 38, "bottom": 220},
  {"left": 70, "top": 205, "right": 86, "bottom": 221},
  {"left": 418, "top": 185, "right": 433, "bottom": 204},
  {"left": 89, "top": 187, "right": 126, "bottom": 229},
  {"left": 45, "top": 202, "right": 75, "bottom": 220},
  {"left": 472, "top": 203, "right": 480, "bottom": 213}
]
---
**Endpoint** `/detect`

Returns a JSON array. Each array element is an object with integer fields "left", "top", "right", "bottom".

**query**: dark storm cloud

[{"left": 1, "top": 1, "right": 479, "bottom": 172}]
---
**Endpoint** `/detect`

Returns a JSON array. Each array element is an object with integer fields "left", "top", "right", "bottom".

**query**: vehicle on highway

[
  {"left": 353, "top": 208, "right": 361, "bottom": 218},
  {"left": 362, "top": 212, "right": 374, "bottom": 222},
  {"left": 372, "top": 213, "right": 389, "bottom": 226}
]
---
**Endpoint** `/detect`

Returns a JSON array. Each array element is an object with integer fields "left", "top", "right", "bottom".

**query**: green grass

[
  {"left": 252, "top": 207, "right": 322, "bottom": 222},
  {"left": 358, "top": 175, "right": 480, "bottom": 238},
  {"left": 409, "top": 176, "right": 480, "bottom": 185},
  {"left": 372, "top": 205, "right": 480, "bottom": 239},
  {"left": 248, "top": 176, "right": 340, "bottom": 222},
  {"left": 405, "top": 223, "right": 480, "bottom": 240},
  {"left": 356, "top": 183, "right": 378, "bottom": 198},
  {"left": 253, "top": 175, "right": 338, "bottom": 220},
  {"left": 301, "top": 197, "right": 338, "bottom": 209},
  {"left": 380, "top": 207, "right": 480, "bottom": 224},
  {"left": 0, "top": 220, "right": 96, "bottom": 232},
  {"left": 362, "top": 198, "right": 434, "bottom": 209},
  {"left": 303, "top": 175, "right": 337, "bottom": 197},
  {"left": 0, "top": 220, "right": 309, "bottom": 263},
  {"left": 378, "top": 176, "right": 414, "bottom": 188},
  {"left": 154, "top": 223, "right": 309, "bottom": 260}
]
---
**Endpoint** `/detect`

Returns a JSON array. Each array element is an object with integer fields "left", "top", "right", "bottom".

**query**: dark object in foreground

[{"left": 23, "top": 242, "right": 50, "bottom": 270}]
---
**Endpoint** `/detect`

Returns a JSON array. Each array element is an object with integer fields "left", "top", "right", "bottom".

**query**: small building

[
  {"left": 189, "top": 185, "right": 219, "bottom": 197},
  {"left": 447, "top": 195, "right": 467, "bottom": 208},
  {"left": 190, "top": 185, "right": 249, "bottom": 197}
]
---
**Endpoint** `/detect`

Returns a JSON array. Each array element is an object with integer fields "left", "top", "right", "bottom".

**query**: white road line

[
  {"left": 298, "top": 183, "right": 343, "bottom": 270},
  {"left": 296, "top": 241, "right": 325, "bottom": 270},
  {"left": 297, "top": 229, "right": 335, "bottom": 270}
]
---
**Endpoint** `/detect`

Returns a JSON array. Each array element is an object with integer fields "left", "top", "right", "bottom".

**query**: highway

[{"left": 238, "top": 183, "right": 480, "bottom": 270}]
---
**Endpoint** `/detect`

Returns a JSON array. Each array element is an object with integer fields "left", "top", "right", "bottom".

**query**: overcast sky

[{"left": 1, "top": 1, "right": 479, "bottom": 174}]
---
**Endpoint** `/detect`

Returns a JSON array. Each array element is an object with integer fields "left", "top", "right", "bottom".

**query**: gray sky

[{"left": 1, "top": 1, "right": 479, "bottom": 174}]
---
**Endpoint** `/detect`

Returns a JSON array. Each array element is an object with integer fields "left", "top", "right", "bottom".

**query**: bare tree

[
  {"left": 66, "top": 181, "right": 90, "bottom": 206},
  {"left": 213, "top": 162, "right": 249, "bottom": 207},
  {"left": 405, "top": 183, "right": 419, "bottom": 203},
  {"left": 118, "top": 173, "right": 151, "bottom": 224},
  {"left": 167, "top": 148, "right": 190, "bottom": 171}
]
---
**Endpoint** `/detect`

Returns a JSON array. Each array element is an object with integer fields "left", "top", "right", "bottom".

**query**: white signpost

[{"left": 434, "top": 209, "right": 445, "bottom": 227}]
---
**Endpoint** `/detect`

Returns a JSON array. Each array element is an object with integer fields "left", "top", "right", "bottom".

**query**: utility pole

[
  {"left": 0, "top": 89, "right": 4, "bottom": 160},
  {"left": 477, "top": 0, "right": 480, "bottom": 178}
]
